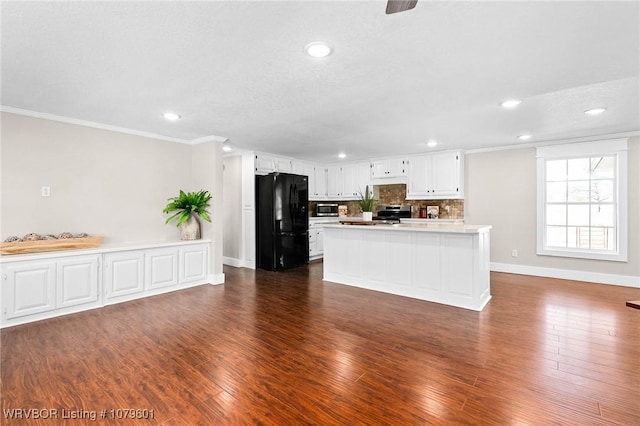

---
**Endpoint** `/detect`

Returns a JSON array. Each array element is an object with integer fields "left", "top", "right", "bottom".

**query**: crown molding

[
  {"left": 464, "top": 131, "right": 640, "bottom": 154},
  {"left": 0, "top": 105, "right": 228, "bottom": 146}
]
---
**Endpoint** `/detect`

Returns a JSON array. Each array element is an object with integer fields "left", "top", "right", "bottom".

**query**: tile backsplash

[{"left": 309, "top": 184, "right": 464, "bottom": 219}]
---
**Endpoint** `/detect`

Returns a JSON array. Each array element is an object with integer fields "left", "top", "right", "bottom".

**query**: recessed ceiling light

[
  {"left": 222, "top": 145, "right": 232, "bottom": 152},
  {"left": 500, "top": 99, "right": 522, "bottom": 109},
  {"left": 584, "top": 107, "right": 607, "bottom": 115},
  {"left": 518, "top": 134, "right": 532, "bottom": 140},
  {"left": 426, "top": 140, "right": 438, "bottom": 148},
  {"left": 305, "top": 41, "right": 332, "bottom": 58},
  {"left": 338, "top": 152, "right": 346, "bottom": 159},
  {"left": 163, "top": 112, "right": 181, "bottom": 121}
]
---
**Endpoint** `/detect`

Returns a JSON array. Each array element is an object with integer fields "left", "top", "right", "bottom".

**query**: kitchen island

[{"left": 322, "top": 222, "right": 491, "bottom": 311}]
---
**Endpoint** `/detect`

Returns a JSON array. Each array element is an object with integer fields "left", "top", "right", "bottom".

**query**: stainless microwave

[{"left": 316, "top": 204, "right": 339, "bottom": 217}]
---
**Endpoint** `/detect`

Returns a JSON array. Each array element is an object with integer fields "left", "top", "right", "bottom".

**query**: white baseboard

[
  {"left": 491, "top": 262, "right": 640, "bottom": 288},
  {"left": 223, "top": 256, "right": 244, "bottom": 267},
  {"left": 223, "top": 256, "right": 255, "bottom": 269},
  {"left": 208, "top": 273, "right": 225, "bottom": 285}
]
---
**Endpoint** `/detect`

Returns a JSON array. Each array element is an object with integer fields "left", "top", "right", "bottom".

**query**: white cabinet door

[
  {"left": 179, "top": 244, "right": 208, "bottom": 284},
  {"left": 406, "top": 155, "right": 430, "bottom": 198},
  {"left": 103, "top": 251, "right": 145, "bottom": 303},
  {"left": 313, "top": 166, "right": 328, "bottom": 200},
  {"left": 57, "top": 256, "right": 100, "bottom": 309},
  {"left": 145, "top": 247, "right": 178, "bottom": 291},
  {"left": 326, "top": 166, "right": 342, "bottom": 199},
  {"left": 430, "top": 152, "right": 461, "bottom": 198},
  {"left": 255, "top": 153, "right": 292, "bottom": 174},
  {"left": 273, "top": 158, "right": 292, "bottom": 173},
  {"left": 388, "top": 158, "right": 407, "bottom": 177},
  {"left": 316, "top": 228, "right": 325, "bottom": 254},
  {"left": 308, "top": 229, "right": 318, "bottom": 257},
  {"left": 406, "top": 151, "right": 463, "bottom": 200},
  {"left": 370, "top": 160, "right": 388, "bottom": 179},
  {"left": 2, "top": 261, "right": 56, "bottom": 320},
  {"left": 354, "top": 162, "right": 371, "bottom": 196},
  {"left": 254, "top": 154, "right": 274, "bottom": 174}
]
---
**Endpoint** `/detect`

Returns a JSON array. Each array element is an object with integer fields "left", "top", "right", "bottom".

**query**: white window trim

[{"left": 536, "top": 139, "right": 628, "bottom": 262}]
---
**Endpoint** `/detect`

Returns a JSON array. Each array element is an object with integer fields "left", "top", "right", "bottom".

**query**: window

[{"left": 537, "top": 139, "right": 628, "bottom": 262}]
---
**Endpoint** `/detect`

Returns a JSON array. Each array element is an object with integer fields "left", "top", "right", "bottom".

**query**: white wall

[
  {"left": 465, "top": 137, "right": 640, "bottom": 286},
  {"left": 191, "top": 140, "right": 224, "bottom": 280},
  {"left": 1, "top": 111, "right": 224, "bottom": 282},
  {"left": 222, "top": 155, "right": 242, "bottom": 262},
  {"left": 0, "top": 112, "right": 192, "bottom": 242}
]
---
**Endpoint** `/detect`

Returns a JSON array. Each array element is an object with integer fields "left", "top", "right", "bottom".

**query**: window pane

[
  {"left": 607, "top": 229, "right": 615, "bottom": 251},
  {"left": 547, "top": 160, "right": 566, "bottom": 181},
  {"left": 591, "top": 156, "right": 614, "bottom": 179},
  {"left": 591, "top": 205, "right": 614, "bottom": 227},
  {"left": 546, "top": 226, "right": 566, "bottom": 247},
  {"left": 568, "top": 226, "right": 580, "bottom": 248},
  {"left": 568, "top": 205, "right": 589, "bottom": 226},
  {"left": 547, "top": 182, "right": 567, "bottom": 202},
  {"left": 547, "top": 205, "right": 566, "bottom": 225},
  {"left": 568, "top": 158, "right": 590, "bottom": 180},
  {"left": 568, "top": 181, "right": 590, "bottom": 202},
  {"left": 591, "top": 180, "right": 613, "bottom": 202}
]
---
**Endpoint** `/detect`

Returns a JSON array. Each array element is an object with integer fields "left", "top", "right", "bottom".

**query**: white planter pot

[{"left": 362, "top": 212, "right": 373, "bottom": 222}]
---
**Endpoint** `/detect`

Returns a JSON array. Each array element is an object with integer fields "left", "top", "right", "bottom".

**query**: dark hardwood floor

[{"left": 1, "top": 263, "right": 639, "bottom": 425}]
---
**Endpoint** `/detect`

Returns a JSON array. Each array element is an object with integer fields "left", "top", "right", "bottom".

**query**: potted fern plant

[
  {"left": 358, "top": 185, "right": 376, "bottom": 221},
  {"left": 163, "top": 190, "right": 212, "bottom": 240}
]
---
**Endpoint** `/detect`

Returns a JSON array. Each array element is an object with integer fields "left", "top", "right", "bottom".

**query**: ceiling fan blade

[{"left": 386, "top": 0, "right": 418, "bottom": 14}]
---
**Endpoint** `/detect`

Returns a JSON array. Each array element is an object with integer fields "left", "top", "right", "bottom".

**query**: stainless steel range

[{"left": 373, "top": 205, "right": 412, "bottom": 224}]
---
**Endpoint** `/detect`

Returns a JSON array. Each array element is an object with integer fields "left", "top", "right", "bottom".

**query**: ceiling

[{"left": 2, "top": 1, "right": 639, "bottom": 163}]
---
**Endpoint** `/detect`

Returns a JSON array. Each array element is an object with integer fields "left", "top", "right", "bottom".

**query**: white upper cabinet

[
  {"left": 254, "top": 153, "right": 292, "bottom": 175},
  {"left": 312, "top": 166, "right": 328, "bottom": 200},
  {"left": 341, "top": 162, "right": 371, "bottom": 199},
  {"left": 370, "top": 157, "right": 407, "bottom": 180},
  {"left": 406, "top": 151, "right": 464, "bottom": 200},
  {"left": 326, "top": 165, "right": 343, "bottom": 199}
]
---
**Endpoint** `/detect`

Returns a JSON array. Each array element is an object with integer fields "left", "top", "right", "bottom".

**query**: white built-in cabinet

[
  {"left": 308, "top": 218, "right": 335, "bottom": 260},
  {"left": 313, "top": 166, "right": 328, "bottom": 200},
  {"left": 57, "top": 256, "right": 100, "bottom": 309},
  {"left": 2, "top": 255, "right": 100, "bottom": 323},
  {"left": 326, "top": 165, "right": 342, "bottom": 199},
  {"left": 0, "top": 241, "right": 210, "bottom": 328},
  {"left": 319, "top": 162, "right": 371, "bottom": 201},
  {"left": 104, "top": 251, "right": 145, "bottom": 304},
  {"left": 370, "top": 157, "right": 407, "bottom": 179},
  {"left": 254, "top": 153, "right": 292, "bottom": 175},
  {"left": 406, "top": 151, "right": 463, "bottom": 199},
  {"left": 342, "top": 162, "right": 371, "bottom": 198}
]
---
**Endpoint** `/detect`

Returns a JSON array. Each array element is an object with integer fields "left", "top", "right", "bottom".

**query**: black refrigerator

[{"left": 256, "top": 172, "right": 309, "bottom": 271}]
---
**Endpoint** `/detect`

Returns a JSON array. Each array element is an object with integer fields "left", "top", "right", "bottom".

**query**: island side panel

[{"left": 323, "top": 225, "right": 491, "bottom": 311}]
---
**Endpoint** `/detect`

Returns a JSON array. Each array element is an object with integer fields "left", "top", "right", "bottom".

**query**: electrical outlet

[
  {"left": 41, "top": 186, "right": 51, "bottom": 197},
  {"left": 511, "top": 249, "right": 518, "bottom": 257}
]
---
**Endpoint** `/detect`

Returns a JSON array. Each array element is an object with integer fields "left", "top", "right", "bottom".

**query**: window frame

[{"left": 536, "top": 139, "right": 628, "bottom": 262}]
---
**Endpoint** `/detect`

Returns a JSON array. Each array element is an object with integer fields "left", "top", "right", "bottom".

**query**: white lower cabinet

[
  {"left": 57, "top": 256, "right": 100, "bottom": 309},
  {"left": 179, "top": 244, "right": 208, "bottom": 284},
  {"left": 104, "top": 251, "right": 145, "bottom": 304},
  {"left": 2, "top": 255, "right": 101, "bottom": 325},
  {"left": 309, "top": 218, "right": 334, "bottom": 260},
  {"left": 145, "top": 247, "right": 179, "bottom": 293},
  {"left": 3, "top": 260, "right": 56, "bottom": 320},
  {"left": 0, "top": 241, "right": 211, "bottom": 328}
]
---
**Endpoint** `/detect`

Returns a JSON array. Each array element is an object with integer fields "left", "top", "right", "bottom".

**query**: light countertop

[{"left": 322, "top": 222, "right": 491, "bottom": 234}]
